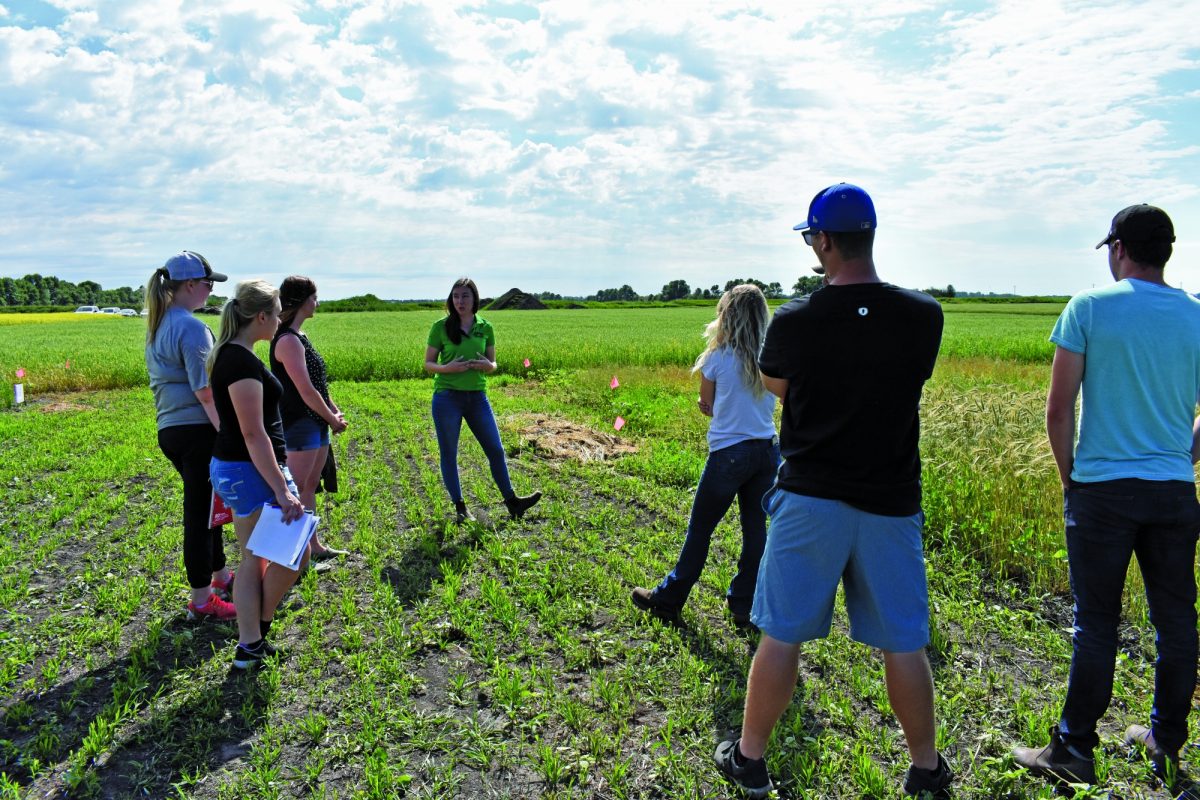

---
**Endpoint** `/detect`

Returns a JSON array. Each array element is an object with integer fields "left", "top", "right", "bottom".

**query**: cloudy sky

[{"left": 2, "top": 1, "right": 1198, "bottom": 300}]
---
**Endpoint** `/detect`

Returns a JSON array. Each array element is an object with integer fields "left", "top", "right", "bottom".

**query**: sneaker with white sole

[
  {"left": 231, "top": 640, "right": 282, "bottom": 670},
  {"left": 186, "top": 594, "right": 237, "bottom": 621}
]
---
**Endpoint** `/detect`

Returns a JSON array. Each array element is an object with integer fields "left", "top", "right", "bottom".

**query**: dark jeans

[
  {"left": 431, "top": 389, "right": 514, "bottom": 503},
  {"left": 655, "top": 438, "right": 780, "bottom": 615},
  {"left": 1059, "top": 478, "right": 1200, "bottom": 755},
  {"left": 158, "top": 424, "right": 227, "bottom": 589}
]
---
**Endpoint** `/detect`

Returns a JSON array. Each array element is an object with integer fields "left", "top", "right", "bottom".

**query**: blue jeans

[
  {"left": 1059, "top": 479, "right": 1200, "bottom": 755},
  {"left": 654, "top": 438, "right": 780, "bottom": 615},
  {"left": 431, "top": 389, "right": 514, "bottom": 503}
]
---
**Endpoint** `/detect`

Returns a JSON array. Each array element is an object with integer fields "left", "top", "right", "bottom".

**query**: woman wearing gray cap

[{"left": 144, "top": 251, "right": 236, "bottom": 621}]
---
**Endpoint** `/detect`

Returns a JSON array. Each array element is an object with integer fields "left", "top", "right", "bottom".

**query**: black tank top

[{"left": 269, "top": 327, "right": 330, "bottom": 426}]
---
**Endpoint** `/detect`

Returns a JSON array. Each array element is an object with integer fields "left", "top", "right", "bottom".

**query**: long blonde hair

[
  {"left": 144, "top": 268, "right": 188, "bottom": 345},
  {"left": 206, "top": 280, "right": 279, "bottom": 377},
  {"left": 693, "top": 284, "right": 770, "bottom": 397}
]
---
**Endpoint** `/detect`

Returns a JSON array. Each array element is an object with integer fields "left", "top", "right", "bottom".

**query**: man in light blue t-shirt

[{"left": 1015, "top": 206, "right": 1200, "bottom": 794}]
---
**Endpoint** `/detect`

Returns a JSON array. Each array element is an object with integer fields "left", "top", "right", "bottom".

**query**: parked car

[
  {"left": 100, "top": 307, "right": 121, "bottom": 314},
  {"left": 74, "top": 305, "right": 100, "bottom": 314},
  {"left": 119, "top": 308, "right": 137, "bottom": 317},
  {"left": 140, "top": 309, "right": 149, "bottom": 316}
]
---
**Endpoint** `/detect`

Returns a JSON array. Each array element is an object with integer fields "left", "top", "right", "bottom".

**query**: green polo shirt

[{"left": 427, "top": 316, "right": 495, "bottom": 391}]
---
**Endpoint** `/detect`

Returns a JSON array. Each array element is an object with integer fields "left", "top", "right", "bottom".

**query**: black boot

[
  {"left": 504, "top": 491, "right": 542, "bottom": 520},
  {"left": 454, "top": 501, "right": 474, "bottom": 525}
]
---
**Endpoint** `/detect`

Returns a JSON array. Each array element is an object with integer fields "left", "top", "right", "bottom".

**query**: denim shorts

[
  {"left": 751, "top": 489, "right": 930, "bottom": 652},
  {"left": 210, "top": 458, "right": 297, "bottom": 518},
  {"left": 284, "top": 416, "right": 329, "bottom": 452}
]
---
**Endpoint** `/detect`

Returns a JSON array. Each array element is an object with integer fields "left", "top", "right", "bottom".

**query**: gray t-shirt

[{"left": 146, "top": 306, "right": 214, "bottom": 430}]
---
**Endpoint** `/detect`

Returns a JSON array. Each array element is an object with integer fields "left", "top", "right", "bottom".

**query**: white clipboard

[{"left": 246, "top": 505, "right": 319, "bottom": 571}]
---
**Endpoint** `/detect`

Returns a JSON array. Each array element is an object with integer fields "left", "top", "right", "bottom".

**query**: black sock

[
  {"left": 733, "top": 740, "right": 749, "bottom": 767},
  {"left": 260, "top": 619, "right": 272, "bottom": 639}
]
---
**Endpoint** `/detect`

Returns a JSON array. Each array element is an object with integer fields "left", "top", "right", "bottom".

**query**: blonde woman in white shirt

[{"left": 632, "top": 285, "right": 779, "bottom": 628}]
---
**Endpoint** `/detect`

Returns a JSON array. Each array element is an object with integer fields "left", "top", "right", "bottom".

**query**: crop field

[
  {"left": 0, "top": 304, "right": 1193, "bottom": 799},
  {"left": 0, "top": 304, "right": 1063, "bottom": 403}
]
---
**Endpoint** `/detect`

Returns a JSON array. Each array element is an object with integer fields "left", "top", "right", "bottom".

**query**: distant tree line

[
  {"left": 318, "top": 294, "right": 441, "bottom": 312},
  {"left": 1, "top": 273, "right": 1027, "bottom": 312},
  {"left": 586, "top": 277, "right": 806, "bottom": 303},
  {"left": 582, "top": 279, "right": 989, "bottom": 302},
  {"left": 0, "top": 274, "right": 146, "bottom": 308},
  {"left": 922, "top": 284, "right": 956, "bottom": 298}
]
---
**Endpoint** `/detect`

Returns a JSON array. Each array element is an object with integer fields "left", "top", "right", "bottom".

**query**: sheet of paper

[{"left": 246, "top": 505, "right": 318, "bottom": 570}]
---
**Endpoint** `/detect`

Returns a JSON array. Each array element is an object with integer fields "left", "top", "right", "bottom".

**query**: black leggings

[{"left": 158, "top": 424, "right": 227, "bottom": 589}]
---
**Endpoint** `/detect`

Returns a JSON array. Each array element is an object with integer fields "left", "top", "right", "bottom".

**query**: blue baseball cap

[
  {"left": 793, "top": 183, "right": 876, "bottom": 235},
  {"left": 161, "top": 251, "right": 227, "bottom": 282}
]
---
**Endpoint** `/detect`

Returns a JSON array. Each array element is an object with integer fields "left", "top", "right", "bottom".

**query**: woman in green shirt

[{"left": 424, "top": 278, "right": 541, "bottom": 524}]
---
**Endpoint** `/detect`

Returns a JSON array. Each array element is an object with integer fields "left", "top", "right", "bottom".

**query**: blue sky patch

[{"left": 3, "top": 0, "right": 64, "bottom": 30}]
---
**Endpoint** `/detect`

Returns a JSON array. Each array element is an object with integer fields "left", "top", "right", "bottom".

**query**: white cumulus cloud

[{"left": 0, "top": 0, "right": 1197, "bottom": 298}]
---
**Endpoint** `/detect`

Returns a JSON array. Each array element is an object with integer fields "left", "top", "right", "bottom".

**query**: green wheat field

[{"left": 0, "top": 304, "right": 1193, "bottom": 799}]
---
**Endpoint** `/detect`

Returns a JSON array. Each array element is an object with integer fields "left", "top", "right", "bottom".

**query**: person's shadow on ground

[{"left": 1, "top": 612, "right": 274, "bottom": 799}]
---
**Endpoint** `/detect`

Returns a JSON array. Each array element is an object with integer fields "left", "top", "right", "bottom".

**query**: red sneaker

[
  {"left": 211, "top": 572, "right": 235, "bottom": 599},
  {"left": 187, "top": 594, "right": 237, "bottom": 621}
]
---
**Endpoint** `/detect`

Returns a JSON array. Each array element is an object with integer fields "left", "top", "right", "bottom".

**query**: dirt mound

[
  {"left": 486, "top": 288, "right": 547, "bottom": 310},
  {"left": 40, "top": 401, "right": 90, "bottom": 413},
  {"left": 515, "top": 413, "right": 637, "bottom": 462}
]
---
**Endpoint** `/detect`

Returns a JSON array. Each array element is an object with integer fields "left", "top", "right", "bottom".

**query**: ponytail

[
  {"left": 144, "top": 268, "right": 184, "bottom": 345},
  {"left": 206, "top": 280, "right": 279, "bottom": 377}
]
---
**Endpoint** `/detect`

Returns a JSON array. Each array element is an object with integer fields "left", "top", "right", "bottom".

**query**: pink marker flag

[
  {"left": 614, "top": 416, "right": 626, "bottom": 431},
  {"left": 523, "top": 358, "right": 531, "bottom": 368},
  {"left": 15, "top": 368, "right": 24, "bottom": 379},
  {"left": 610, "top": 375, "right": 619, "bottom": 390},
  {"left": 65, "top": 360, "right": 71, "bottom": 369}
]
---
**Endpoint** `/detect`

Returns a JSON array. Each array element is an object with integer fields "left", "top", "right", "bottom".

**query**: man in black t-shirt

[{"left": 714, "top": 184, "right": 950, "bottom": 799}]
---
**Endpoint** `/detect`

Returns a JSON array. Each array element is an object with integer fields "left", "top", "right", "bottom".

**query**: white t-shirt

[{"left": 700, "top": 346, "right": 777, "bottom": 452}]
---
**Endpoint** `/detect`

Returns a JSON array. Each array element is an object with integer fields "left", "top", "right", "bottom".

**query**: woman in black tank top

[{"left": 270, "top": 276, "right": 349, "bottom": 560}]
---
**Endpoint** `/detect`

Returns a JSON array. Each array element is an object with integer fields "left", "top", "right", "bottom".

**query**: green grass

[
  {"left": 0, "top": 304, "right": 1190, "bottom": 799},
  {"left": 1, "top": 303, "right": 1064, "bottom": 403}
]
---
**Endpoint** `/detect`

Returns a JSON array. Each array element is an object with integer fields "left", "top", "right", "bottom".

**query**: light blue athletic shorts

[{"left": 751, "top": 489, "right": 930, "bottom": 652}]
